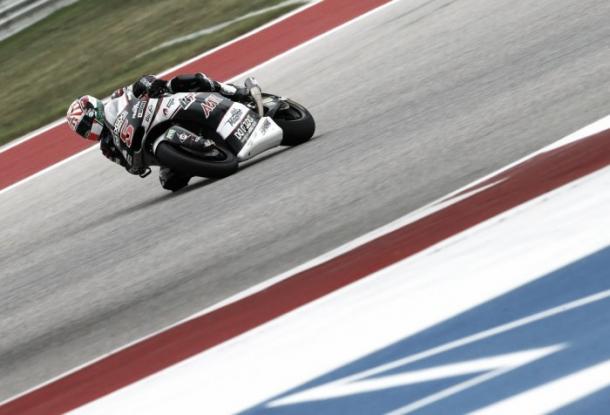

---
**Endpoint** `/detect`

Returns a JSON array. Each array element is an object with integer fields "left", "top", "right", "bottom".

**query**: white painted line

[
  {"left": 270, "top": 346, "right": 564, "bottom": 406},
  {"left": 546, "top": 114, "right": 610, "bottom": 150},
  {"left": 278, "top": 288, "right": 610, "bottom": 400},
  {"left": 0, "top": 146, "right": 97, "bottom": 197},
  {"left": 472, "top": 358, "right": 610, "bottom": 415},
  {"left": 388, "top": 346, "right": 564, "bottom": 415},
  {"left": 433, "top": 115, "right": 610, "bottom": 206},
  {"left": 157, "top": 0, "right": 324, "bottom": 78},
  {"left": 137, "top": 0, "right": 313, "bottom": 59}
]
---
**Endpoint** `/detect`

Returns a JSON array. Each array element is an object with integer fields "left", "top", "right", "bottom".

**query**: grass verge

[{"left": 0, "top": 0, "right": 304, "bottom": 146}]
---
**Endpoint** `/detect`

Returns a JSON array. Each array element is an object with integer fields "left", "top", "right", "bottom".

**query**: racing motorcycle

[{"left": 111, "top": 77, "right": 315, "bottom": 186}]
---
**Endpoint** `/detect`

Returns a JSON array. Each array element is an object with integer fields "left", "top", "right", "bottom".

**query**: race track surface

[{"left": 2, "top": 0, "right": 610, "bottom": 400}]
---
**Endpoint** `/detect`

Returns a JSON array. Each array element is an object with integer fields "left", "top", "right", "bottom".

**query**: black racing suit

[{"left": 100, "top": 73, "right": 248, "bottom": 190}]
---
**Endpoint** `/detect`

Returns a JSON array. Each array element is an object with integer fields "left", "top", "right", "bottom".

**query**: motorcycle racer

[{"left": 66, "top": 73, "right": 249, "bottom": 190}]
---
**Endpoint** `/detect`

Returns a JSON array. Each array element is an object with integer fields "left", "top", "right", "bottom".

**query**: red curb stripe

[
  {"left": 2, "top": 129, "right": 609, "bottom": 414},
  {"left": 0, "top": 0, "right": 392, "bottom": 191}
]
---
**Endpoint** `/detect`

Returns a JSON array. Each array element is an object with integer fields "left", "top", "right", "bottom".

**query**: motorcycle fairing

[
  {"left": 152, "top": 126, "right": 215, "bottom": 154},
  {"left": 236, "top": 117, "right": 283, "bottom": 161},
  {"left": 143, "top": 92, "right": 231, "bottom": 137}
]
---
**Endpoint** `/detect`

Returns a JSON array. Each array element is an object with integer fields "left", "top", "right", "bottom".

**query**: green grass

[{"left": 0, "top": 0, "right": 303, "bottom": 146}]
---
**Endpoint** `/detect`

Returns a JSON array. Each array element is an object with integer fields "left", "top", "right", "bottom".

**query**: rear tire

[
  {"left": 273, "top": 99, "right": 315, "bottom": 146},
  {"left": 155, "top": 142, "right": 238, "bottom": 179}
]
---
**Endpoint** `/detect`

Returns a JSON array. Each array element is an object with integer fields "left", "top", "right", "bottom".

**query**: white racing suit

[{"left": 100, "top": 73, "right": 248, "bottom": 190}]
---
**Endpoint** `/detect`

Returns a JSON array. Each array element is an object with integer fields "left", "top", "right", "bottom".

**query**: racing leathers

[{"left": 99, "top": 73, "right": 248, "bottom": 190}]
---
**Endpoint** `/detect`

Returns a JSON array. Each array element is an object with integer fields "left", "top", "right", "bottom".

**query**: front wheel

[
  {"left": 155, "top": 141, "right": 238, "bottom": 179},
  {"left": 272, "top": 99, "right": 316, "bottom": 146}
]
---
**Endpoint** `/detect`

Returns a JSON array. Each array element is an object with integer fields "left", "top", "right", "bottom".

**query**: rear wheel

[
  {"left": 272, "top": 99, "right": 315, "bottom": 146},
  {"left": 155, "top": 141, "right": 238, "bottom": 179}
]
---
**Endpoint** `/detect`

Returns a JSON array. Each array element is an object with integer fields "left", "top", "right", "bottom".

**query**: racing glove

[{"left": 217, "top": 82, "right": 250, "bottom": 101}]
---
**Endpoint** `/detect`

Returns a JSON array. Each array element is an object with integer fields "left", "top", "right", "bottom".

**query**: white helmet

[{"left": 66, "top": 95, "right": 106, "bottom": 141}]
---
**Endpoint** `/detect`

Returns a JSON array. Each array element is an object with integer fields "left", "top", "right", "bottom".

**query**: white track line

[
  {"left": 137, "top": 0, "right": 312, "bottom": 59},
  {"left": 471, "top": 358, "right": 610, "bottom": 415},
  {"left": 433, "top": 116, "right": 610, "bottom": 207},
  {"left": 0, "top": 146, "right": 98, "bottom": 196}
]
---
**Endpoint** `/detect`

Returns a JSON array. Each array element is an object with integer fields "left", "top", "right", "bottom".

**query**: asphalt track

[{"left": 2, "top": 0, "right": 610, "bottom": 402}]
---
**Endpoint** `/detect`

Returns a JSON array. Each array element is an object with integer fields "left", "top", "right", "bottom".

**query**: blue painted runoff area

[{"left": 242, "top": 245, "right": 610, "bottom": 414}]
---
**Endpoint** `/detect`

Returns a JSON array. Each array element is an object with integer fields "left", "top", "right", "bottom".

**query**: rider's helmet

[{"left": 66, "top": 95, "right": 106, "bottom": 141}]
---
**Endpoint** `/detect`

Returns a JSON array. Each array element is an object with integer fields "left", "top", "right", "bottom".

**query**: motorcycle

[{"left": 110, "top": 77, "right": 315, "bottom": 189}]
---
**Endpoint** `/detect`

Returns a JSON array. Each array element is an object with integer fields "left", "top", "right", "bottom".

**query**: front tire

[
  {"left": 273, "top": 99, "right": 315, "bottom": 146},
  {"left": 155, "top": 142, "right": 238, "bottom": 179}
]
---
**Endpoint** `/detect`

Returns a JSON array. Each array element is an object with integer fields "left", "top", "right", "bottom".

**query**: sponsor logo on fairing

[
  {"left": 216, "top": 102, "right": 249, "bottom": 138},
  {"left": 201, "top": 94, "right": 223, "bottom": 118},
  {"left": 260, "top": 118, "right": 272, "bottom": 135},
  {"left": 131, "top": 101, "right": 147, "bottom": 119},
  {"left": 227, "top": 107, "right": 243, "bottom": 127},
  {"left": 113, "top": 111, "right": 135, "bottom": 147},
  {"left": 144, "top": 104, "right": 154, "bottom": 123},
  {"left": 120, "top": 122, "right": 135, "bottom": 147},
  {"left": 179, "top": 93, "right": 196, "bottom": 110},
  {"left": 166, "top": 129, "right": 176, "bottom": 140},
  {"left": 234, "top": 115, "right": 256, "bottom": 142},
  {"left": 178, "top": 132, "right": 190, "bottom": 143},
  {"left": 113, "top": 112, "right": 127, "bottom": 137},
  {"left": 161, "top": 97, "right": 179, "bottom": 117}
]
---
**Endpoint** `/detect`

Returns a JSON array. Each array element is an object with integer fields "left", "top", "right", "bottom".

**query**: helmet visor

[
  {"left": 75, "top": 112, "right": 94, "bottom": 137},
  {"left": 74, "top": 98, "right": 105, "bottom": 140}
]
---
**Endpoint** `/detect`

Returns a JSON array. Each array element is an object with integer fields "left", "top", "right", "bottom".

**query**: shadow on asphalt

[{"left": 64, "top": 143, "right": 310, "bottom": 236}]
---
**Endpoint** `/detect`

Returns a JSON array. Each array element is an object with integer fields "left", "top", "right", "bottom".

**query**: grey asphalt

[{"left": 1, "top": 0, "right": 610, "bottom": 403}]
